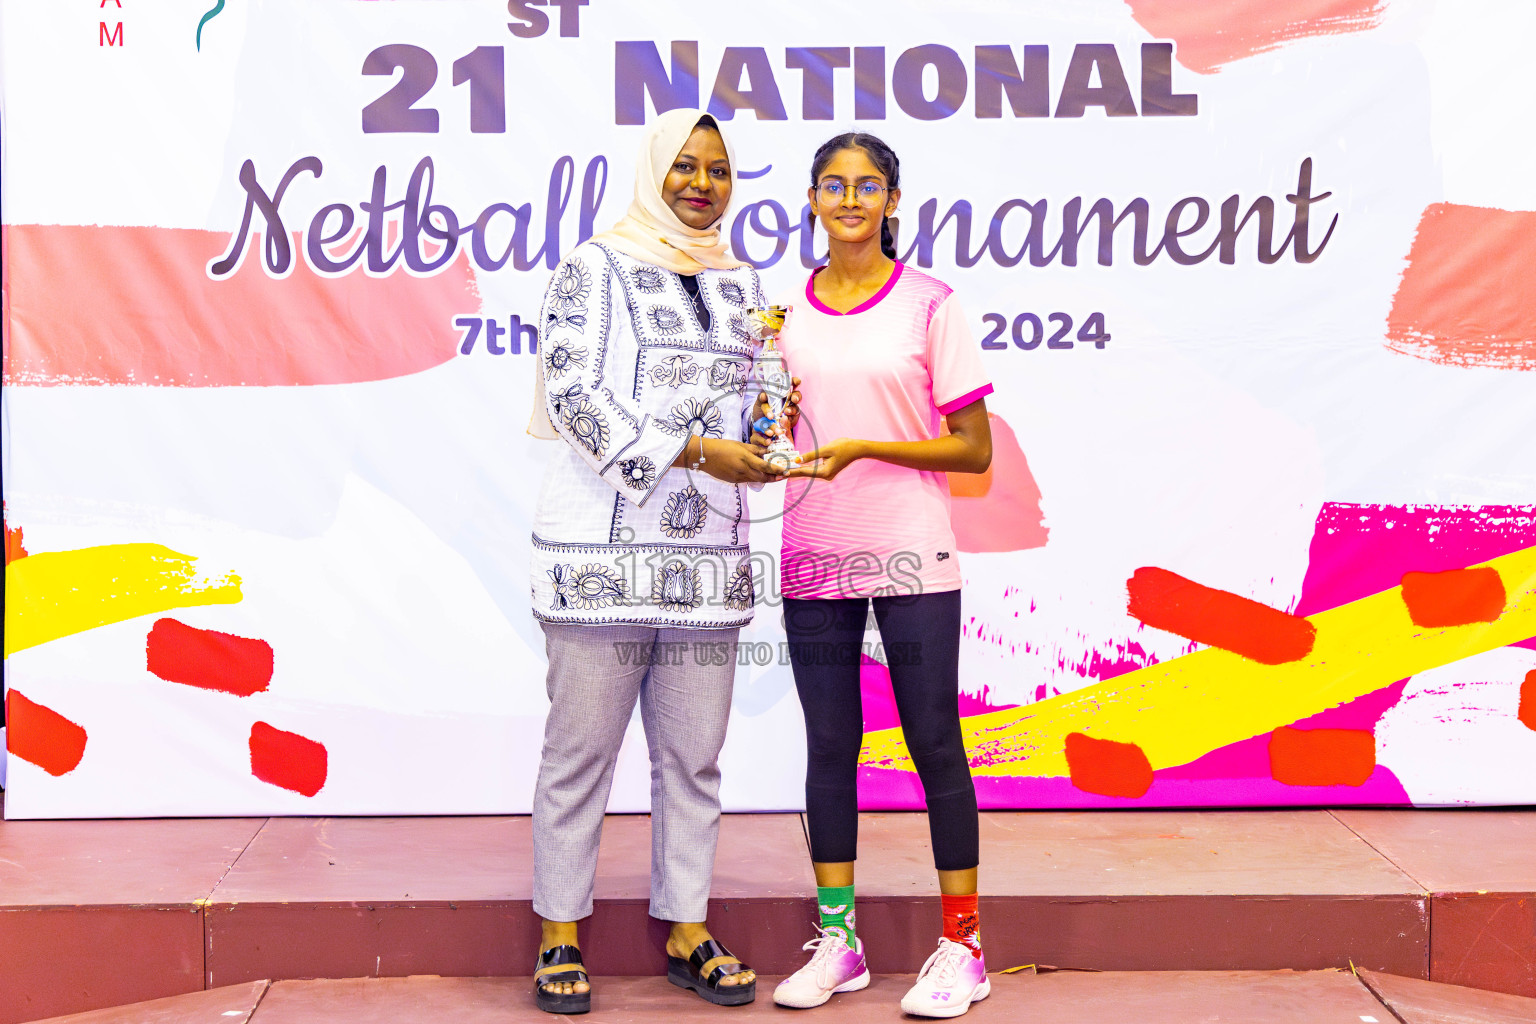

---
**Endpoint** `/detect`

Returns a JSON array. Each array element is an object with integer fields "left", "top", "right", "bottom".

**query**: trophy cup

[{"left": 744, "top": 305, "right": 802, "bottom": 472}]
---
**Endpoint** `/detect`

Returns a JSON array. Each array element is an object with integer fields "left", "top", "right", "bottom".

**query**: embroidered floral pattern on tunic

[
  {"left": 632, "top": 265, "right": 666, "bottom": 293},
  {"left": 648, "top": 306, "right": 687, "bottom": 336},
  {"left": 548, "top": 381, "right": 584, "bottom": 419},
  {"left": 547, "top": 306, "right": 588, "bottom": 333},
  {"left": 544, "top": 340, "right": 588, "bottom": 379},
  {"left": 723, "top": 563, "right": 755, "bottom": 611},
  {"left": 718, "top": 280, "right": 746, "bottom": 307},
  {"left": 727, "top": 314, "right": 751, "bottom": 344},
  {"left": 660, "top": 485, "right": 709, "bottom": 539},
  {"left": 546, "top": 564, "right": 575, "bottom": 611},
  {"left": 649, "top": 354, "right": 701, "bottom": 388},
  {"left": 617, "top": 456, "right": 657, "bottom": 491},
  {"left": 545, "top": 260, "right": 592, "bottom": 332},
  {"left": 708, "top": 358, "right": 748, "bottom": 394},
  {"left": 661, "top": 397, "right": 725, "bottom": 439},
  {"left": 547, "top": 563, "right": 629, "bottom": 611},
  {"left": 561, "top": 395, "right": 610, "bottom": 457},
  {"left": 652, "top": 560, "right": 703, "bottom": 613},
  {"left": 553, "top": 260, "right": 592, "bottom": 307}
]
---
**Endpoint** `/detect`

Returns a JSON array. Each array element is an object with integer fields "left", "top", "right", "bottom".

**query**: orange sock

[{"left": 940, "top": 892, "right": 982, "bottom": 958}]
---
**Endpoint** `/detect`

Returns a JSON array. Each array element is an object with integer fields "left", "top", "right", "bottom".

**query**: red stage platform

[
  {"left": 20, "top": 970, "right": 1536, "bottom": 1024},
  {"left": 2, "top": 797, "right": 1533, "bottom": 1023}
]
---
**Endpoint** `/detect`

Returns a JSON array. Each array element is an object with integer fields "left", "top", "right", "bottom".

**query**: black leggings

[{"left": 784, "top": 590, "right": 979, "bottom": 872}]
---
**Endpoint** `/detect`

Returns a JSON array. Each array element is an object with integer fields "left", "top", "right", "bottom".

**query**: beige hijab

[{"left": 528, "top": 109, "right": 746, "bottom": 438}]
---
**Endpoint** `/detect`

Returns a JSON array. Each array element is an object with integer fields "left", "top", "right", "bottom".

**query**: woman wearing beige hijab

[{"left": 527, "top": 109, "right": 779, "bottom": 1013}]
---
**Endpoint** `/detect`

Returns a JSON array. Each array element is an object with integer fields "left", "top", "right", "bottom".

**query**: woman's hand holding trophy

[{"left": 745, "top": 305, "right": 802, "bottom": 472}]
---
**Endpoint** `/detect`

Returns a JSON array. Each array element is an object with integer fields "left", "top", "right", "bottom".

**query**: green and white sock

[{"left": 817, "top": 884, "right": 857, "bottom": 947}]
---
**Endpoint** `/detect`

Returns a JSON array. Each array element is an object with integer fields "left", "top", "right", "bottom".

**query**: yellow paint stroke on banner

[
  {"left": 862, "top": 544, "right": 1536, "bottom": 777},
  {"left": 4, "top": 543, "right": 243, "bottom": 656}
]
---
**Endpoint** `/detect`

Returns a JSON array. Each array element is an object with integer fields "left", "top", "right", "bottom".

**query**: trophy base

[{"left": 764, "top": 441, "right": 802, "bottom": 472}]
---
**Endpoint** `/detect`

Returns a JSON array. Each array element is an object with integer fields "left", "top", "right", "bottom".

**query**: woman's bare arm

[{"left": 785, "top": 399, "right": 992, "bottom": 481}]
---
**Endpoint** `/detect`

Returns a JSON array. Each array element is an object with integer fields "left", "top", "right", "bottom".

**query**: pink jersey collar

[{"left": 805, "top": 260, "right": 905, "bottom": 316}]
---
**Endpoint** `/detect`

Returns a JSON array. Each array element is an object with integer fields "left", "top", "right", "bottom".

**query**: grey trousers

[{"left": 531, "top": 622, "right": 739, "bottom": 923}]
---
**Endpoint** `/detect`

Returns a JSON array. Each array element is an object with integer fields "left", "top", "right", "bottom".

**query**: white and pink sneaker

[
  {"left": 772, "top": 926, "right": 871, "bottom": 1008},
  {"left": 899, "top": 938, "right": 990, "bottom": 1018}
]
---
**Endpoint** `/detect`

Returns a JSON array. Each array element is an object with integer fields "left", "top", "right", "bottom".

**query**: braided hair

[{"left": 809, "top": 132, "right": 900, "bottom": 260}]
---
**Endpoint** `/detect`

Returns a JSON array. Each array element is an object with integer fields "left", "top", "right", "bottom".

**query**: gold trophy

[{"left": 745, "top": 305, "right": 801, "bottom": 472}]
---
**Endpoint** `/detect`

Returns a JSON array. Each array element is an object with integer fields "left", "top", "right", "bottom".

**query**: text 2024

[{"left": 980, "top": 311, "right": 1109, "bottom": 351}]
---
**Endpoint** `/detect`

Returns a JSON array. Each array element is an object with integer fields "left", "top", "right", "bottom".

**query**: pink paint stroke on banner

[
  {"left": 860, "top": 762, "right": 1412, "bottom": 811},
  {"left": 3, "top": 224, "right": 475, "bottom": 387},
  {"left": 1124, "top": 0, "right": 1386, "bottom": 75},
  {"left": 1294, "top": 503, "right": 1536, "bottom": 617},
  {"left": 949, "top": 414, "right": 1048, "bottom": 553},
  {"left": 1385, "top": 204, "right": 1536, "bottom": 372}
]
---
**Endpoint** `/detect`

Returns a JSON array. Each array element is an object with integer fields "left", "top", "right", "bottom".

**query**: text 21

[{"left": 364, "top": 45, "right": 506, "bottom": 134}]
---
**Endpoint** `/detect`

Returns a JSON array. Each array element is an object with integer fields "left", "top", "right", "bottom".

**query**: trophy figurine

[{"left": 744, "top": 305, "right": 801, "bottom": 472}]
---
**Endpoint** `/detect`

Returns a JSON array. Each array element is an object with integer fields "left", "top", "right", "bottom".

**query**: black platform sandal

[
  {"left": 534, "top": 944, "right": 591, "bottom": 1015},
  {"left": 666, "top": 938, "right": 756, "bottom": 1006}
]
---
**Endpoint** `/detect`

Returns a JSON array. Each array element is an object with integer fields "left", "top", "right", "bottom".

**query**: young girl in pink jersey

[{"left": 769, "top": 133, "right": 994, "bottom": 1017}]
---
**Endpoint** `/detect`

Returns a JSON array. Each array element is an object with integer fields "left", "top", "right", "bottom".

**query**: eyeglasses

[{"left": 815, "top": 180, "right": 888, "bottom": 207}]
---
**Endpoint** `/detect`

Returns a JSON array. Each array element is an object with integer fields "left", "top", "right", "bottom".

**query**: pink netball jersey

[{"left": 775, "top": 262, "right": 993, "bottom": 600}]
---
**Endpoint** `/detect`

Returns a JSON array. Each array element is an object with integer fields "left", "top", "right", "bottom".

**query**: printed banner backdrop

[{"left": 2, "top": 0, "right": 1535, "bottom": 818}]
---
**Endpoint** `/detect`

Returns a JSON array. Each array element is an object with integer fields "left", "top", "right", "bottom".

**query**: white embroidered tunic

[{"left": 530, "top": 241, "right": 764, "bottom": 628}]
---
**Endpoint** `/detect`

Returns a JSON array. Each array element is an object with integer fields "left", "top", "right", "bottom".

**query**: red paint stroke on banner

[
  {"left": 1385, "top": 204, "right": 1536, "bottom": 371},
  {"left": 1520, "top": 670, "right": 1536, "bottom": 732},
  {"left": 1064, "top": 732, "right": 1153, "bottom": 798},
  {"left": 249, "top": 721, "right": 328, "bottom": 797},
  {"left": 145, "top": 617, "right": 274, "bottom": 696},
  {"left": 1268, "top": 726, "right": 1375, "bottom": 787},
  {"left": 1124, "top": 0, "right": 1385, "bottom": 75},
  {"left": 4, "top": 511, "right": 26, "bottom": 564},
  {"left": 3, "top": 224, "right": 475, "bottom": 387},
  {"left": 949, "top": 414, "right": 1048, "bottom": 553},
  {"left": 5, "top": 690, "right": 89, "bottom": 776},
  {"left": 1127, "top": 566, "right": 1317, "bottom": 664},
  {"left": 1400, "top": 567, "right": 1506, "bottom": 628}
]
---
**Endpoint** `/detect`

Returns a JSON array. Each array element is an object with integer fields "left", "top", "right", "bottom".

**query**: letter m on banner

[{"left": 100, "top": 22, "right": 124, "bottom": 47}]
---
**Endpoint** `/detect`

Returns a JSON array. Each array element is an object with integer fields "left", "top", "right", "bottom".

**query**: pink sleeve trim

[
  {"left": 804, "top": 261, "right": 906, "bottom": 316},
  {"left": 937, "top": 383, "right": 994, "bottom": 415}
]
